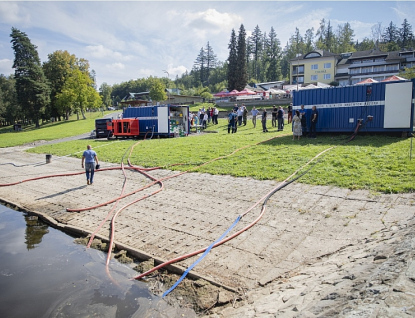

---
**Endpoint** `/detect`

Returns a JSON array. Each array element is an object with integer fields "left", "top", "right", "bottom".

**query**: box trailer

[
  {"left": 292, "top": 79, "right": 415, "bottom": 134},
  {"left": 122, "top": 105, "right": 189, "bottom": 137}
]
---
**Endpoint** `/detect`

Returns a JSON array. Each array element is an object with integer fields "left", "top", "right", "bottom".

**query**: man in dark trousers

[
  {"left": 228, "top": 109, "right": 237, "bottom": 133},
  {"left": 277, "top": 106, "right": 284, "bottom": 131},
  {"left": 262, "top": 108, "right": 268, "bottom": 132},
  {"left": 310, "top": 106, "right": 318, "bottom": 138}
]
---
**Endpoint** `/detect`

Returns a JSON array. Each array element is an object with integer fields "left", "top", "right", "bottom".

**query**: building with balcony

[
  {"left": 290, "top": 49, "right": 415, "bottom": 87},
  {"left": 290, "top": 50, "right": 339, "bottom": 86},
  {"left": 336, "top": 49, "right": 405, "bottom": 85}
]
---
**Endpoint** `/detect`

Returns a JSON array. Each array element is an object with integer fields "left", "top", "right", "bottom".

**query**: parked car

[
  {"left": 90, "top": 130, "right": 96, "bottom": 139},
  {"left": 107, "top": 106, "right": 115, "bottom": 110}
]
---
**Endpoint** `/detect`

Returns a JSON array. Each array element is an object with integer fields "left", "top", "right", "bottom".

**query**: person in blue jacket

[{"left": 228, "top": 110, "right": 237, "bottom": 133}]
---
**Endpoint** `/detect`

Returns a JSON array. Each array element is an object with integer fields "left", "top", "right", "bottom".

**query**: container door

[
  {"left": 384, "top": 82, "right": 413, "bottom": 128},
  {"left": 157, "top": 106, "right": 169, "bottom": 133}
]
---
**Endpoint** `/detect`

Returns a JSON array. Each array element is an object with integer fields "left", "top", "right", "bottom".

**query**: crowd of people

[
  {"left": 189, "top": 106, "right": 219, "bottom": 129},
  {"left": 190, "top": 103, "right": 319, "bottom": 139}
]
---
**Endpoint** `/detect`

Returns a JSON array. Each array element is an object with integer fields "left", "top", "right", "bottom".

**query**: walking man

[{"left": 82, "top": 145, "right": 99, "bottom": 185}]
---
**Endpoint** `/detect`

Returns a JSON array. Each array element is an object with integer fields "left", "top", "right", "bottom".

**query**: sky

[{"left": 1, "top": 1, "right": 414, "bottom": 89}]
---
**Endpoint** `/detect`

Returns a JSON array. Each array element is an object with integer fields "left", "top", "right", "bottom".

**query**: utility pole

[{"left": 163, "top": 70, "right": 170, "bottom": 105}]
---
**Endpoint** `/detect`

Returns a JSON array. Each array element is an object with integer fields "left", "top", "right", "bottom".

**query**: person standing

[
  {"left": 207, "top": 107, "right": 212, "bottom": 124},
  {"left": 292, "top": 110, "right": 302, "bottom": 140},
  {"left": 242, "top": 105, "right": 248, "bottom": 126},
  {"left": 82, "top": 145, "right": 99, "bottom": 185},
  {"left": 203, "top": 112, "right": 208, "bottom": 129},
  {"left": 213, "top": 107, "right": 219, "bottom": 124},
  {"left": 271, "top": 105, "right": 278, "bottom": 128},
  {"left": 199, "top": 109, "right": 204, "bottom": 125},
  {"left": 262, "top": 108, "right": 268, "bottom": 132},
  {"left": 228, "top": 109, "right": 237, "bottom": 133},
  {"left": 237, "top": 106, "right": 243, "bottom": 126},
  {"left": 287, "top": 103, "right": 293, "bottom": 124},
  {"left": 310, "top": 105, "right": 318, "bottom": 138},
  {"left": 277, "top": 106, "right": 284, "bottom": 131},
  {"left": 300, "top": 104, "right": 307, "bottom": 137},
  {"left": 251, "top": 106, "right": 259, "bottom": 128}
]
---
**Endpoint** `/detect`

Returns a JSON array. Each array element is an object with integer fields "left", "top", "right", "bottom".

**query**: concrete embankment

[{"left": 0, "top": 146, "right": 414, "bottom": 316}]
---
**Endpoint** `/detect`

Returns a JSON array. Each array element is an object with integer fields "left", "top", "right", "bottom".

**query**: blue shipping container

[
  {"left": 293, "top": 79, "right": 415, "bottom": 133},
  {"left": 123, "top": 105, "right": 189, "bottom": 137}
]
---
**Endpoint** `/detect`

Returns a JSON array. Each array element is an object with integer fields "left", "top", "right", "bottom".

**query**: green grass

[
  {"left": 26, "top": 118, "right": 415, "bottom": 193},
  {"left": 0, "top": 111, "right": 115, "bottom": 147}
]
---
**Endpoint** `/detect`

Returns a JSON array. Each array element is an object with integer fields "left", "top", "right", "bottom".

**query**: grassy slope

[
  {"left": 27, "top": 118, "right": 415, "bottom": 193},
  {"left": 0, "top": 111, "right": 114, "bottom": 147}
]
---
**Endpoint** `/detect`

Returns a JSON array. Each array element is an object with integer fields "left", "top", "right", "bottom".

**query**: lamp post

[
  {"left": 296, "top": 53, "right": 301, "bottom": 91},
  {"left": 163, "top": 70, "right": 170, "bottom": 105}
]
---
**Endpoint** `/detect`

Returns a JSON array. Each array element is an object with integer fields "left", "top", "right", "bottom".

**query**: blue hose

[{"left": 162, "top": 215, "right": 242, "bottom": 297}]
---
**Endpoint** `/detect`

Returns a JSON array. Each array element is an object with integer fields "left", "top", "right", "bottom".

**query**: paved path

[{"left": 0, "top": 147, "right": 414, "bottom": 315}]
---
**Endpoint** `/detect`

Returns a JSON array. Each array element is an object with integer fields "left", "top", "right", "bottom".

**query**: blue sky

[{"left": 1, "top": 1, "right": 414, "bottom": 88}]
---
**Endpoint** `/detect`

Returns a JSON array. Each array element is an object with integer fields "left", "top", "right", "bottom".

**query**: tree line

[
  {"left": 174, "top": 18, "right": 415, "bottom": 96},
  {"left": 1, "top": 19, "right": 415, "bottom": 127},
  {"left": 0, "top": 28, "right": 103, "bottom": 127}
]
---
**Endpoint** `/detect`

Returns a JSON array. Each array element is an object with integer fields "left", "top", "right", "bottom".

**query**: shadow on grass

[{"left": 258, "top": 132, "right": 407, "bottom": 148}]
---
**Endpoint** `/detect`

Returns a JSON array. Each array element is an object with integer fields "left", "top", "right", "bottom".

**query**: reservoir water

[{"left": 0, "top": 204, "right": 196, "bottom": 318}]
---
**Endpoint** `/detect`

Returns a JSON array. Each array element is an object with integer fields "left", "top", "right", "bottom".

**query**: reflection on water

[
  {"left": 24, "top": 215, "right": 49, "bottom": 250},
  {"left": 0, "top": 205, "right": 196, "bottom": 318}
]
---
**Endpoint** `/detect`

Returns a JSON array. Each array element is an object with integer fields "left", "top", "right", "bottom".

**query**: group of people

[
  {"left": 227, "top": 104, "right": 249, "bottom": 133},
  {"left": 292, "top": 104, "right": 318, "bottom": 140},
  {"left": 190, "top": 106, "right": 219, "bottom": 129},
  {"left": 228, "top": 103, "right": 319, "bottom": 139}
]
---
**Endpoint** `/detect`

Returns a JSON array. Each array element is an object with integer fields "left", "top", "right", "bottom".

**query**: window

[
  {"left": 311, "top": 75, "right": 318, "bottom": 81},
  {"left": 297, "top": 76, "right": 304, "bottom": 83},
  {"left": 339, "top": 80, "right": 349, "bottom": 87},
  {"left": 351, "top": 79, "right": 360, "bottom": 85},
  {"left": 350, "top": 68, "right": 361, "bottom": 74},
  {"left": 386, "top": 64, "right": 399, "bottom": 71},
  {"left": 311, "top": 64, "right": 318, "bottom": 70},
  {"left": 373, "top": 65, "right": 385, "bottom": 72},
  {"left": 297, "top": 66, "right": 304, "bottom": 73},
  {"left": 361, "top": 67, "right": 372, "bottom": 73},
  {"left": 324, "top": 62, "right": 332, "bottom": 69},
  {"left": 324, "top": 74, "right": 331, "bottom": 80}
]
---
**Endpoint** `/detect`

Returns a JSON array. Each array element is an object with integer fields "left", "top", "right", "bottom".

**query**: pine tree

[
  {"left": 227, "top": 29, "right": 238, "bottom": 91},
  {"left": 250, "top": 25, "right": 263, "bottom": 80},
  {"left": 337, "top": 23, "right": 355, "bottom": 53},
  {"left": 235, "top": 24, "right": 248, "bottom": 91},
  {"left": 265, "top": 27, "right": 281, "bottom": 81},
  {"left": 194, "top": 47, "right": 206, "bottom": 86},
  {"left": 205, "top": 42, "right": 217, "bottom": 86},
  {"left": 399, "top": 19, "right": 414, "bottom": 50},
  {"left": 10, "top": 27, "right": 50, "bottom": 128}
]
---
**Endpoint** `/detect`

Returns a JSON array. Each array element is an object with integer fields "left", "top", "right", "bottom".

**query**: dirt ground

[{"left": 0, "top": 144, "right": 414, "bottom": 317}]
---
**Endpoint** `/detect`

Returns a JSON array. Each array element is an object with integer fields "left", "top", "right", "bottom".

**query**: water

[{"left": 0, "top": 204, "right": 196, "bottom": 318}]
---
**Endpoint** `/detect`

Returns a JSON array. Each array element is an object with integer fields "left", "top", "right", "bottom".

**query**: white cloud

[
  {"left": 106, "top": 63, "right": 125, "bottom": 71},
  {"left": 85, "top": 45, "right": 133, "bottom": 62},
  {"left": 0, "top": 59, "right": 13, "bottom": 76},
  {"left": 0, "top": 2, "right": 30, "bottom": 25},
  {"left": 166, "top": 64, "right": 188, "bottom": 77}
]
